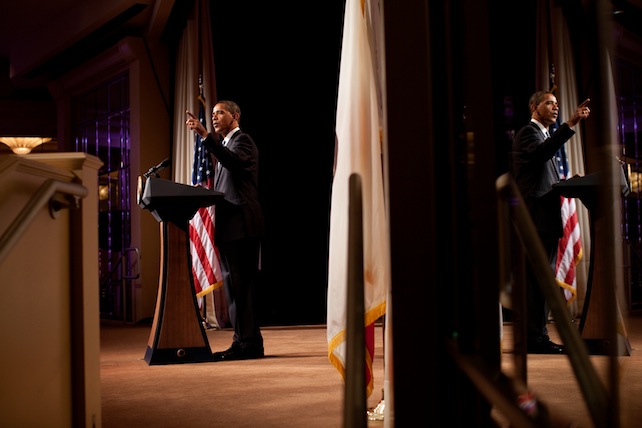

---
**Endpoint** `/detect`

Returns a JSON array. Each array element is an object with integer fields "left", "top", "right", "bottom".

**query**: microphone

[{"left": 143, "top": 158, "right": 171, "bottom": 178}]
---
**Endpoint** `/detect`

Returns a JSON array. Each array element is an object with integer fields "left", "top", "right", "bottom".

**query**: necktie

[
  {"left": 218, "top": 140, "right": 227, "bottom": 165},
  {"left": 544, "top": 130, "right": 550, "bottom": 139},
  {"left": 216, "top": 139, "right": 227, "bottom": 185}
]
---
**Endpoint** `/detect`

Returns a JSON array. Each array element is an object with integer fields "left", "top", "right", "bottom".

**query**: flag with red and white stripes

[{"left": 554, "top": 148, "right": 581, "bottom": 303}]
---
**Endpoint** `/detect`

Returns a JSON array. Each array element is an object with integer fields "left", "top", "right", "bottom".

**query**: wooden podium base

[
  {"left": 145, "top": 221, "right": 214, "bottom": 364},
  {"left": 553, "top": 172, "right": 633, "bottom": 356},
  {"left": 579, "top": 216, "right": 631, "bottom": 356},
  {"left": 144, "top": 345, "right": 214, "bottom": 364},
  {"left": 580, "top": 297, "right": 631, "bottom": 356},
  {"left": 583, "top": 337, "right": 631, "bottom": 356}
]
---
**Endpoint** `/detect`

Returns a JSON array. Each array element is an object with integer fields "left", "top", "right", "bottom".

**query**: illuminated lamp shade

[{"left": 0, "top": 137, "right": 53, "bottom": 154}]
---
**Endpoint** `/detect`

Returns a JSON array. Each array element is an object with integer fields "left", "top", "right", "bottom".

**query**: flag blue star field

[{"left": 192, "top": 94, "right": 213, "bottom": 187}]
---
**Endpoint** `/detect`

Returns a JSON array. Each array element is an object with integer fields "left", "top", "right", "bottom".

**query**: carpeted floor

[
  {"left": 100, "top": 323, "right": 386, "bottom": 428},
  {"left": 497, "top": 312, "right": 642, "bottom": 428},
  {"left": 100, "top": 314, "right": 642, "bottom": 427}
]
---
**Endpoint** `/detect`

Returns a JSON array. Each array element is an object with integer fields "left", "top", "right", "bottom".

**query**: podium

[
  {"left": 138, "top": 177, "right": 223, "bottom": 364},
  {"left": 553, "top": 171, "right": 631, "bottom": 355}
]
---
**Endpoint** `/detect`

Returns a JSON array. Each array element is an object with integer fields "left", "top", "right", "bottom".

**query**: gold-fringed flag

[
  {"left": 556, "top": 187, "right": 582, "bottom": 303},
  {"left": 549, "top": 64, "right": 581, "bottom": 304},
  {"left": 189, "top": 79, "right": 224, "bottom": 313},
  {"left": 327, "top": 0, "right": 389, "bottom": 398}
]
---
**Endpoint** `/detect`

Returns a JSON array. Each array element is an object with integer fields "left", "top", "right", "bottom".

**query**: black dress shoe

[
  {"left": 212, "top": 345, "right": 264, "bottom": 361},
  {"left": 527, "top": 340, "right": 565, "bottom": 354}
]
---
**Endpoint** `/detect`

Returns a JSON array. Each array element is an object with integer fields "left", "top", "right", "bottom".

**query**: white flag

[{"left": 327, "top": 0, "right": 389, "bottom": 398}]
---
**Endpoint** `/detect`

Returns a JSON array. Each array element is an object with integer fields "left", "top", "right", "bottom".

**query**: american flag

[
  {"left": 189, "top": 82, "right": 223, "bottom": 313},
  {"left": 554, "top": 146, "right": 581, "bottom": 303},
  {"left": 550, "top": 68, "right": 581, "bottom": 303}
]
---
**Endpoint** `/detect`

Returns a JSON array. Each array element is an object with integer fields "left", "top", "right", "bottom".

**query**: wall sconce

[
  {"left": 99, "top": 184, "right": 110, "bottom": 200},
  {"left": 0, "top": 137, "right": 53, "bottom": 154}
]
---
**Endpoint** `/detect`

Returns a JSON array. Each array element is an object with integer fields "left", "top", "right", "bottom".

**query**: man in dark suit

[
  {"left": 187, "top": 100, "right": 265, "bottom": 360},
  {"left": 511, "top": 91, "right": 590, "bottom": 354}
]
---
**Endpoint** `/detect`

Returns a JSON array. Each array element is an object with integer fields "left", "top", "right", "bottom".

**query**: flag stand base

[{"left": 367, "top": 399, "right": 385, "bottom": 421}]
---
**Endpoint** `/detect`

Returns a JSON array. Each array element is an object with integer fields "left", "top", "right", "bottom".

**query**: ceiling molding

[{"left": 8, "top": 1, "right": 155, "bottom": 87}]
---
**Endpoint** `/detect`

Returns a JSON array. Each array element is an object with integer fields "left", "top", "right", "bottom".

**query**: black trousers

[
  {"left": 526, "top": 232, "right": 559, "bottom": 341},
  {"left": 218, "top": 238, "right": 263, "bottom": 350}
]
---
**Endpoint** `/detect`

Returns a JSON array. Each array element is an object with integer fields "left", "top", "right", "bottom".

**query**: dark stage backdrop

[
  {"left": 210, "top": 1, "right": 346, "bottom": 325},
  {"left": 206, "top": 0, "right": 536, "bottom": 326}
]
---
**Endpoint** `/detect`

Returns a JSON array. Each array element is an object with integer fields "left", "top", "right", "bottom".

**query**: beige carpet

[
  {"left": 101, "top": 315, "right": 642, "bottom": 427},
  {"left": 497, "top": 313, "right": 642, "bottom": 428},
  {"left": 101, "top": 324, "right": 385, "bottom": 428}
]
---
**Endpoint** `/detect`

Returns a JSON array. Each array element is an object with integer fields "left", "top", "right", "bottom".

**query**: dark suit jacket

[
  {"left": 202, "top": 130, "right": 265, "bottom": 245},
  {"left": 511, "top": 121, "right": 575, "bottom": 239}
]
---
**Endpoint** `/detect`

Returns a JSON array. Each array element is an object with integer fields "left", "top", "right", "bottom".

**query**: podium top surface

[
  {"left": 553, "top": 170, "right": 630, "bottom": 199},
  {"left": 139, "top": 177, "right": 224, "bottom": 225},
  {"left": 141, "top": 177, "right": 223, "bottom": 203}
]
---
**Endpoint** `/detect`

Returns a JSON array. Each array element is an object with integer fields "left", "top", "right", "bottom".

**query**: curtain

[
  {"left": 172, "top": 1, "right": 217, "bottom": 185},
  {"left": 172, "top": 0, "right": 227, "bottom": 327}
]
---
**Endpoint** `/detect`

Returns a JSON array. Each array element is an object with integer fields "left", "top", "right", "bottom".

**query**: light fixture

[
  {"left": 0, "top": 137, "right": 53, "bottom": 155},
  {"left": 99, "top": 184, "right": 110, "bottom": 201}
]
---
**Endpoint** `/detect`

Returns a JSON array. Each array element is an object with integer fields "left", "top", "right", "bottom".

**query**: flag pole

[
  {"left": 367, "top": 317, "right": 385, "bottom": 421},
  {"left": 344, "top": 173, "right": 367, "bottom": 428},
  {"left": 196, "top": 73, "right": 208, "bottom": 330}
]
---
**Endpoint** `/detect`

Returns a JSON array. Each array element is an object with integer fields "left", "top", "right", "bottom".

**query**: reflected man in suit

[
  {"left": 187, "top": 100, "right": 265, "bottom": 360},
  {"left": 511, "top": 91, "right": 590, "bottom": 354}
]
